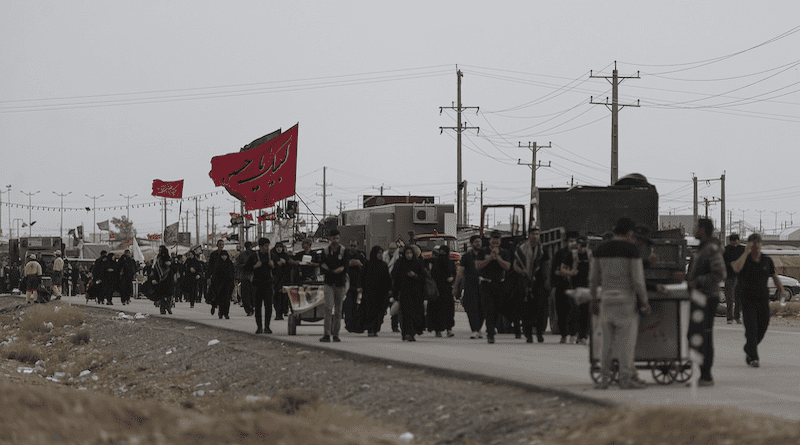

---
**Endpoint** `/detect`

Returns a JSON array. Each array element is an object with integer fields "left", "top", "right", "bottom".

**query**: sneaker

[
  {"left": 727, "top": 319, "right": 733, "bottom": 324},
  {"left": 319, "top": 335, "right": 331, "bottom": 342},
  {"left": 476, "top": 331, "right": 483, "bottom": 339},
  {"left": 560, "top": 336, "right": 567, "bottom": 344},
  {"left": 569, "top": 335, "right": 577, "bottom": 344},
  {"left": 537, "top": 335, "right": 545, "bottom": 343},
  {"left": 167, "top": 308, "right": 172, "bottom": 315},
  {"left": 224, "top": 314, "right": 230, "bottom": 319},
  {"left": 407, "top": 336, "right": 416, "bottom": 342},
  {"left": 264, "top": 327, "right": 273, "bottom": 334},
  {"left": 255, "top": 328, "right": 263, "bottom": 334},
  {"left": 487, "top": 336, "right": 495, "bottom": 344},
  {"left": 446, "top": 330, "right": 454, "bottom": 337},
  {"left": 332, "top": 336, "right": 341, "bottom": 342},
  {"left": 735, "top": 319, "right": 742, "bottom": 325},
  {"left": 749, "top": 359, "right": 760, "bottom": 368},
  {"left": 470, "top": 332, "right": 479, "bottom": 339}
]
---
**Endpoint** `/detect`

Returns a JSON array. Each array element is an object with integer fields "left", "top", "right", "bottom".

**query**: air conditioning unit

[{"left": 413, "top": 206, "right": 437, "bottom": 224}]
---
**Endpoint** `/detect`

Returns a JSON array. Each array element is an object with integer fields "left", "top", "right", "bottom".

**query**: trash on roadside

[{"left": 208, "top": 339, "right": 220, "bottom": 346}]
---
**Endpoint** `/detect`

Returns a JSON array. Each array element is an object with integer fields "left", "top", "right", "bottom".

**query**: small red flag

[
  {"left": 258, "top": 213, "right": 276, "bottom": 221},
  {"left": 152, "top": 179, "right": 184, "bottom": 198},
  {"left": 209, "top": 124, "right": 298, "bottom": 211}
]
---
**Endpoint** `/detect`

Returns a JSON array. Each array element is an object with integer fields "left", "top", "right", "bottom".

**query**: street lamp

[
  {"left": 13, "top": 218, "right": 22, "bottom": 241},
  {"left": 53, "top": 191, "right": 72, "bottom": 241},
  {"left": 20, "top": 190, "right": 40, "bottom": 238},
  {"left": 85, "top": 194, "right": 104, "bottom": 242},
  {"left": 120, "top": 194, "right": 137, "bottom": 220}
]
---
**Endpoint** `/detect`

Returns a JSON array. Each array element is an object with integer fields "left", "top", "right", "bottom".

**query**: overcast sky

[{"left": 2, "top": 1, "right": 799, "bottom": 240}]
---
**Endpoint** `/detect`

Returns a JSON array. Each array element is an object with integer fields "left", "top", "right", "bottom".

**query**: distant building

[
  {"left": 778, "top": 226, "right": 800, "bottom": 241},
  {"left": 659, "top": 215, "right": 702, "bottom": 235}
]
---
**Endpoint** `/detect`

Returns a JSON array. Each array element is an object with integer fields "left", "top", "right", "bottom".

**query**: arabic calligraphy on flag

[
  {"left": 209, "top": 124, "right": 298, "bottom": 211},
  {"left": 152, "top": 179, "right": 184, "bottom": 199}
]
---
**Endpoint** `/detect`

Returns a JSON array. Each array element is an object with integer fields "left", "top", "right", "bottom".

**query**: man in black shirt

[
  {"left": 723, "top": 234, "right": 745, "bottom": 324},
  {"left": 454, "top": 235, "right": 485, "bottom": 339},
  {"left": 245, "top": 238, "right": 275, "bottom": 333},
  {"left": 319, "top": 229, "right": 351, "bottom": 342},
  {"left": 732, "top": 233, "right": 784, "bottom": 368},
  {"left": 476, "top": 231, "right": 511, "bottom": 344}
]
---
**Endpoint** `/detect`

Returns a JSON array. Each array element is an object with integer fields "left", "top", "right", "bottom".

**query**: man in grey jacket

[{"left": 589, "top": 217, "right": 650, "bottom": 390}]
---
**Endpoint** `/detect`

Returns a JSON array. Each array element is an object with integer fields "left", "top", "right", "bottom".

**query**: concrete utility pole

[
  {"left": 316, "top": 166, "right": 332, "bottom": 218},
  {"left": 6, "top": 185, "right": 11, "bottom": 239},
  {"left": 462, "top": 180, "right": 468, "bottom": 226},
  {"left": 195, "top": 197, "right": 200, "bottom": 247},
  {"left": 0, "top": 189, "right": 3, "bottom": 236},
  {"left": 590, "top": 61, "right": 639, "bottom": 185},
  {"left": 772, "top": 211, "right": 781, "bottom": 234},
  {"left": 21, "top": 190, "right": 40, "bottom": 238},
  {"left": 692, "top": 174, "right": 726, "bottom": 240},
  {"left": 756, "top": 210, "right": 766, "bottom": 233},
  {"left": 120, "top": 194, "right": 137, "bottom": 220},
  {"left": 477, "top": 182, "right": 487, "bottom": 227},
  {"left": 517, "top": 141, "right": 551, "bottom": 228},
  {"left": 53, "top": 191, "right": 72, "bottom": 241},
  {"left": 372, "top": 184, "right": 391, "bottom": 196},
  {"left": 440, "top": 68, "right": 479, "bottom": 227}
]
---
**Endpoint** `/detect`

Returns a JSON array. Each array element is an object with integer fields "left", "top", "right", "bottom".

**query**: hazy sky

[{"left": 2, "top": 1, "right": 799, "bottom": 240}]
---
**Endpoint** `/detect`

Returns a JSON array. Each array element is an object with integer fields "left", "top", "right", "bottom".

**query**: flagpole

[
  {"left": 163, "top": 197, "right": 167, "bottom": 243},
  {"left": 175, "top": 199, "right": 182, "bottom": 255}
]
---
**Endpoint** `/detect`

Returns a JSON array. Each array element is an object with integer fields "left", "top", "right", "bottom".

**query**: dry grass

[
  {"left": 555, "top": 406, "right": 800, "bottom": 445},
  {"left": 17, "top": 302, "right": 85, "bottom": 334},
  {"left": 0, "top": 381, "right": 406, "bottom": 445},
  {"left": 771, "top": 301, "right": 800, "bottom": 317}
]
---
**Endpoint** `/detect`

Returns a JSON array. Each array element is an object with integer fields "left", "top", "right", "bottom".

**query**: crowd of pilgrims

[{"left": 2, "top": 230, "right": 595, "bottom": 344}]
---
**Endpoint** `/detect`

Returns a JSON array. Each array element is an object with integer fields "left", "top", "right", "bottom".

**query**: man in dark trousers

[
  {"left": 551, "top": 231, "right": 581, "bottom": 344},
  {"left": 206, "top": 239, "right": 226, "bottom": 309},
  {"left": 183, "top": 250, "right": 203, "bottom": 308},
  {"left": 732, "top": 233, "right": 784, "bottom": 368},
  {"left": 235, "top": 241, "right": 255, "bottom": 316},
  {"left": 92, "top": 251, "right": 112, "bottom": 305},
  {"left": 454, "top": 235, "right": 485, "bottom": 339},
  {"left": 723, "top": 234, "right": 745, "bottom": 324},
  {"left": 319, "top": 229, "right": 350, "bottom": 342},
  {"left": 513, "top": 227, "right": 550, "bottom": 343},
  {"left": 686, "top": 218, "right": 726, "bottom": 386},
  {"left": 118, "top": 249, "right": 137, "bottom": 305},
  {"left": 475, "top": 231, "right": 511, "bottom": 344},
  {"left": 246, "top": 238, "right": 275, "bottom": 333}
]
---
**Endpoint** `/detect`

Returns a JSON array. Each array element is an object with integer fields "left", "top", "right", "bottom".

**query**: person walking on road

[
  {"left": 183, "top": 250, "right": 202, "bottom": 308},
  {"left": 319, "top": 229, "right": 350, "bottom": 342},
  {"left": 732, "top": 233, "right": 784, "bottom": 368},
  {"left": 427, "top": 245, "right": 457, "bottom": 338},
  {"left": 209, "top": 249, "right": 235, "bottom": 319},
  {"left": 206, "top": 240, "right": 227, "bottom": 307},
  {"left": 235, "top": 241, "right": 255, "bottom": 316},
  {"left": 392, "top": 245, "right": 426, "bottom": 342},
  {"left": 686, "top": 218, "right": 726, "bottom": 386},
  {"left": 513, "top": 227, "right": 550, "bottom": 343},
  {"left": 589, "top": 217, "right": 650, "bottom": 390},
  {"left": 246, "top": 238, "right": 275, "bottom": 333},
  {"left": 150, "top": 246, "right": 174, "bottom": 315},
  {"left": 51, "top": 250, "right": 64, "bottom": 300},
  {"left": 454, "top": 235, "right": 485, "bottom": 339},
  {"left": 476, "top": 231, "right": 511, "bottom": 344},
  {"left": 723, "top": 234, "right": 745, "bottom": 325},
  {"left": 271, "top": 242, "right": 294, "bottom": 320},
  {"left": 118, "top": 249, "right": 137, "bottom": 305},
  {"left": 24, "top": 254, "right": 42, "bottom": 304},
  {"left": 361, "top": 245, "right": 393, "bottom": 337},
  {"left": 552, "top": 232, "right": 581, "bottom": 344}
]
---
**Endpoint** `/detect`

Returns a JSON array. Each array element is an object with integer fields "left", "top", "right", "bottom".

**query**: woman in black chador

[
  {"left": 210, "top": 250, "right": 235, "bottom": 319},
  {"left": 361, "top": 246, "right": 393, "bottom": 337},
  {"left": 271, "top": 242, "right": 294, "bottom": 320},
  {"left": 427, "top": 245, "right": 457, "bottom": 337},
  {"left": 150, "top": 246, "right": 175, "bottom": 315},
  {"left": 392, "top": 246, "right": 426, "bottom": 341}
]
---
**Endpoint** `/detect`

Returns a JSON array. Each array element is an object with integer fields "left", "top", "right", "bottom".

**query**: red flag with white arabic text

[
  {"left": 209, "top": 124, "right": 298, "bottom": 211},
  {"left": 152, "top": 179, "right": 184, "bottom": 198}
]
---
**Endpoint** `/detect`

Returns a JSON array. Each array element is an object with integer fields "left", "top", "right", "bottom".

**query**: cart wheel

[
  {"left": 672, "top": 360, "right": 692, "bottom": 383},
  {"left": 590, "top": 363, "right": 602, "bottom": 383},
  {"left": 651, "top": 361, "right": 675, "bottom": 385},
  {"left": 287, "top": 314, "right": 297, "bottom": 336}
]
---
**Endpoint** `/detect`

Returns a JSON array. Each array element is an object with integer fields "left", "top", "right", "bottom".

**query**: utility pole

[
  {"left": 21, "top": 190, "right": 40, "bottom": 238},
  {"left": 316, "top": 166, "right": 332, "bottom": 218},
  {"left": 517, "top": 141, "right": 551, "bottom": 228},
  {"left": 462, "top": 180, "right": 468, "bottom": 226},
  {"left": 693, "top": 174, "right": 725, "bottom": 240},
  {"left": 440, "top": 68, "right": 479, "bottom": 227},
  {"left": 756, "top": 210, "right": 766, "bottom": 233},
  {"left": 85, "top": 194, "right": 103, "bottom": 243},
  {"left": 53, "top": 191, "right": 72, "bottom": 241},
  {"left": 0, "top": 189, "right": 3, "bottom": 236},
  {"left": 772, "top": 211, "right": 781, "bottom": 234},
  {"left": 590, "top": 61, "right": 640, "bottom": 185},
  {"left": 195, "top": 197, "right": 200, "bottom": 247},
  {"left": 787, "top": 211, "right": 796, "bottom": 227},
  {"left": 720, "top": 173, "right": 726, "bottom": 243},
  {"left": 6, "top": 185, "right": 11, "bottom": 240},
  {"left": 372, "top": 184, "right": 391, "bottom": 196},
  {"left": 702, "top": 197, "right": 721, "bottom": 219},
  {"left": 120, "top": 194, "right": 137, "bottom": 220},
  {"left": 477, "top": 182, "right": 487, "bottom": 227}
]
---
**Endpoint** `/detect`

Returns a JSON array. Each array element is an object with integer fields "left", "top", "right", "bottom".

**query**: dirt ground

[{"left": 3, "top": 296, "right": 800, "bottom": 445}]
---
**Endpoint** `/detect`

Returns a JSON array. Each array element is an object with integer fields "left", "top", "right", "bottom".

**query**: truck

[
  {"left": 337, "top": 203, "right": 458, "bottom": 256},
  {"left": 11, "top": 236, "right": 64, "bottom": 275}
]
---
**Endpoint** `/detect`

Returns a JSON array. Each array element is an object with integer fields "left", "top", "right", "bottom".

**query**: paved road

[{"left": 11, "top": 293, "right": 800, "bottom": 420}]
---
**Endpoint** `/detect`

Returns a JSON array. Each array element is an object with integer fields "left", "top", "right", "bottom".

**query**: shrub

[
  {"left": 18, "top": 303, "right": 85, "bottom": 334},
  {"left": 0, "top": 343, "right": 43, "bottom": 365}
]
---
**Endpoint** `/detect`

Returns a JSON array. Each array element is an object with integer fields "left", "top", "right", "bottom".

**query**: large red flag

[
  {"left": 152, "top": 179, "right": 184, "bottom": 198},
  {"left": 209, "top": 124, "right": 298, "bottom": 211}
]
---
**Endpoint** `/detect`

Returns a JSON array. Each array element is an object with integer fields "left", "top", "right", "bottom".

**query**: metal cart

[
  {"left": 284, "top": 283, "right": 327, "bottom": 335},
  {"left": 589, "top": 285, "right": 693, "bottom": 385}
]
